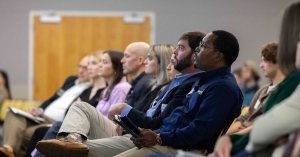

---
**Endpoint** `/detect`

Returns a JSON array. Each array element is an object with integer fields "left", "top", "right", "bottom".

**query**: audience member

[
  {"left": 94, "top": 50, "right": 131, "bottom": 117},
  {"left": 210, "top": 2, "right": 300, "bottom": 157},
  {"left": 75, "top": 50, "right": 107, "bottom": 107},
  {"left": 226, "top": 42, "right": 285, "bottom": 135},
  {"left": 0, "top": 70, "right": 11, "bottom": 107},
  {"left": 36, "top": 31, "right": 205, "bottom": 157},
  {"left": 240, "top": 61, "right": 260, "bottom": 106},
  {"left": 0, "top": 56, "right": 91, "bottom": 157}
]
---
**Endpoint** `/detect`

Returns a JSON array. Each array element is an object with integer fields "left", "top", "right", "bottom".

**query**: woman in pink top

[{"left": 96, "top": 50, "right": 131, "bottom": 117}]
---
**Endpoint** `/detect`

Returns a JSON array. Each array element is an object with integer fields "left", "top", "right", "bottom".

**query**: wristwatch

[{"left": 154, "top": 134, "right": 162, "bottom": 145}]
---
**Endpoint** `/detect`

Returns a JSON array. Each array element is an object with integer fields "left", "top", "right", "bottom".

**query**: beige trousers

[
  {"left": 58, "top": 102, "right": 135, "bottom": 157},
  {"left": 3, "top": 111, "right": 54, "bottom": 157}
]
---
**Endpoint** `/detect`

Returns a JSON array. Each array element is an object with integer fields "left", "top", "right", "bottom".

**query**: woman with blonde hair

[
  {"left": 75, "top": 50, "right": 107, "bottom": 107},
  {"left": 139, "top": 44, "right": 175, "bottom": 111}
]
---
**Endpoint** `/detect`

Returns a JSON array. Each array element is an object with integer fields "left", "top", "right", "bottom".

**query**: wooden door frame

[{"left": 28, "top": 11, "right": 155, "bottom": 100}]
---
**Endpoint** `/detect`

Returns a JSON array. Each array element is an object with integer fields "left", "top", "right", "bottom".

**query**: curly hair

[{"left": 261, "top": 42, "right": 278, "bottom": 64}]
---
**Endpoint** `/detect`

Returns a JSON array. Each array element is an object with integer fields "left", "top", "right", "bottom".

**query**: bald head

[
  {"left": 125, "top": 42, "right": 150, "bottom": 58},
  {"left": 77, "top": 56, "right": 90, "bottom": 83},
  {"left": 121, "top": 42, "right": 150, "bottom": 78}
]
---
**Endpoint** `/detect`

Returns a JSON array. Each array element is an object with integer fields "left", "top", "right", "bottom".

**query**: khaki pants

[
  {"left": 3, "top": 111, "right": 54, "bottom": 157},
  {"left": 58, "top": 102, "right": 135, "bottom": 157}
]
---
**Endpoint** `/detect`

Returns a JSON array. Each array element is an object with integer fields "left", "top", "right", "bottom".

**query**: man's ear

[
  {"left": 191, "top": 53, "right": 196, "bottom": 62},
  {"left": 137, "top": 56, "right": 145, "bottom": 65},
  {"left": 215, "top": 51, "right": 224, "bottom": 62}
]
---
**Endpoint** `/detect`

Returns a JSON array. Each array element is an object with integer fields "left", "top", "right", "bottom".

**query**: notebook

[
  {"left": 113, "top": 115, "right": 140, "bottom": 138},
  {"left": 9, "top": 107, "right": 45, "bottom": 124}
]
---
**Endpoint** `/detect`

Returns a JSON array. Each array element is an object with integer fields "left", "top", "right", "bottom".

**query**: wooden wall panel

[{"left": 33, "top": 15, "right": 151, "bottom": 101}]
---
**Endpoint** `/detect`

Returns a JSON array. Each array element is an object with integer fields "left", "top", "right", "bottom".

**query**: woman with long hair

[
  {"left": 95, "top": 50, "right": 131, "bottom": 117},
  {"left": 137, "top": 44, "right": 175, "bottom": 112},
  {"left": 74, "top": 50, "right": 107, "bottom": 107}
]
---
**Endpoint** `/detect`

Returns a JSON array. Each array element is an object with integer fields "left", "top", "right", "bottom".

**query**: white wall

[{"left": 0, "top": 0, "right": 297, "bottom": 99}]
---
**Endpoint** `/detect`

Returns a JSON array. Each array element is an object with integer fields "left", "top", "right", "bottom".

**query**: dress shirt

[{"left": 44, "top": 80, "right": 90, "bottom": 121}]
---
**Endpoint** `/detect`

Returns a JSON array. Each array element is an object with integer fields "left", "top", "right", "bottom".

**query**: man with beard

[{"left": 36, "top": 31, "right": 205, "bottom": 157}]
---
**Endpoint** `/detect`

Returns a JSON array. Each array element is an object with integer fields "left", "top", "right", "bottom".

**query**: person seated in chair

[{"left": 226, "top": 42, "right": 285, "bottom": 135}]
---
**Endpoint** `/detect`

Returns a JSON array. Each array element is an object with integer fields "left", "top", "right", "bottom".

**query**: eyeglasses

[
  {"left": 197, "top": 41, "right": 218, "bottom": 52},
  {"left": 78, "top": 65, "right": 88, "bottom": 71}
]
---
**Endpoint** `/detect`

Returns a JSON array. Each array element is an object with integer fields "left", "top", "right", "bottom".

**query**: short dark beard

[{"left": 174, "top": 51, "right": 193, "bottom": 72}]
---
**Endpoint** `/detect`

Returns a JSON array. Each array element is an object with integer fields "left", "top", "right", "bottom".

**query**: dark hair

[
  {"left": 0, "top": 70, "right": 11, "bottom": 99},
  {"left": 179, "top": 31, "right": 206, "bottom": 52},
  {"left": 261, "top": 42, "right": 278, "bottom": 64},
  {"left": 102, "top": 50, "right": 125, "bottom": 101},
  {"left": 212, "top": 30, "right": 240, "bottom": 66},
  {"left": 278, "top": 2, "right": 300, "bottom": 76}
]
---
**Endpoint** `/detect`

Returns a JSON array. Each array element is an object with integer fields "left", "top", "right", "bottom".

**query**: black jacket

[
  {"left": 127, "top": 74, "right": 199, "bottom": 130},
  {"left": 125, "top": 72, "right": 155, "bottom": 113},
  {"left": 138, "top": 82, "right": 170, "bottom": 113}
]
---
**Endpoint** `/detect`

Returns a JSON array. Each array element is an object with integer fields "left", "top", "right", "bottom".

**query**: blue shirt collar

[
  {"left": 173, "top": 71, "right": 201, "bottom": 83},
  {"left": 198, "top": 66, "right": 231, "bottom": 81}
]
